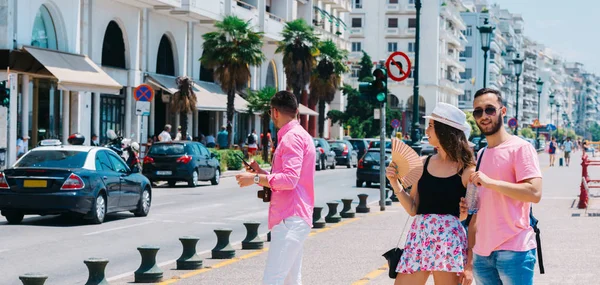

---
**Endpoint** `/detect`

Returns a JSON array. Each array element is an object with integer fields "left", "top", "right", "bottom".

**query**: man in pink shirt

[
  {"left": 236, "top": 90, "right": 315, "bottom": 285},
  {"left": 467, "top": 88, "right": 543, "bottom": 285}
]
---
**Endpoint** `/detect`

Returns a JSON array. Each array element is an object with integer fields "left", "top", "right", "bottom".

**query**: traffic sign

[
  {"left": 135, "top": 101, "right": 151, "bottom": 116},
  {"left": 546, "top": 124, "right": 557, "bottom": 131},
  {"left": 508, "top": 118, "right": 518, "bottom": 128},
  {"left": 133, "top": 84, "right": 154, "bottom": 102},
  {"left": 391, "top": 119, "right": 400, "bottom": 128},
  {"left": 385, "top": 51, "right": 412, "bottom": 82}
]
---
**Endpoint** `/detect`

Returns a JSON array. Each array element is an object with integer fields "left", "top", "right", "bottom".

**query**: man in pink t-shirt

[
  {"left": 236, "top": 90, "right": 315, "bottom": 285},
  {"left": 467, "top": 88, "right": 543, "bottom": 285}
]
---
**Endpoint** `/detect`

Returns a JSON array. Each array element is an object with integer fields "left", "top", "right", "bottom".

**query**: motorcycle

[{"left": 124, "top": 142, "right": 142, "bottom": 172}]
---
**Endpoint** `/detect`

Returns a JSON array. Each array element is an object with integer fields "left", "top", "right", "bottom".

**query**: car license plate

[
  {"left": 372, "top": 165, "right": 380, "bottom": 170},
  {"left": 156, "top": 171, "right": 172, "bottom": 175},
  {"left": 23, "top": 180, "right": 47, "bottom": 188}
]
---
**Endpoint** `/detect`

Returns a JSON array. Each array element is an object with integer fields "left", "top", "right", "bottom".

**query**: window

[
  {"left": 96, "top": 151, "right": 114, "bottom": 172},
  {"left": 389, "top": 0, "right": 399, "bottom": 4},
  {"left": 463, "top": 25, "right": 473, "bottom": 37},
  {"left": 351, "top": 42, "right": 362, "bottom": 52},
  {"left": 31, "top": 5, "right": 58, "bottom": 50},
  {"left": 388, "top": 18, "right": 398, "bottom": 28},
  {"left": 388, "top": 42, "right": 398, "bottom": 52},
  {"left": 149, "top": 143, "right": 185, "bottom": 155},
  {"left": 352, "top": 18, "right": 362, "bottom": 28},
  {"left": 460, "top": 90, "right": 472, "bottom": 102},
  {"left": 197, "top": 144, "right": 210, "bottom": 156},
  {"left": 108, "top": 153, "right": 129, "bottom": 173},
  {"left": 16, "top": 151, "right": 87, "bottom": 169},
  {"left": 354, "top": 0, "right": 362, "bottom": 9},
  {"left": 460, "top": 68, "right": 473, "bottom": 80},
  {"left": 408, "top": 0, "right": 415, "bottom": 4},
  {"left": 408, "top": 42, "right": 415, "bottom": 52},
  {"left": 460, "top": 46, "right": 472, "bottom": 58},
  {"left": 408, "top": 18, "right": 417, "bottom": 28},
  {"left": 408, "top": 67, "right": 415, "bottom": 78}
]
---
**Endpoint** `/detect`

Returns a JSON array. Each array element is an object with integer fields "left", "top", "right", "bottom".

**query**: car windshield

[
  {"left": 149, "top": 144, "right": 185, "bottom": 155},
  {"left": 363, "top": 151, "right": 391, "bottom": 162},
  {"left": 15, "top": 150, "right": 87, "bottom": 168},
  {"left": 329, "top": 142, "right": 345, "bottom": 149},
  {"left": 370, "top": 141, "right": 392, "bottom": 148},
  {"left": 350, "top": 141, "right": 365, "bottom": 151}
]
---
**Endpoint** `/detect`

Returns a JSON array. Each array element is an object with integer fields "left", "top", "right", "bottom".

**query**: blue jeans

[{"left": 473, "top": 249, "right": 536, "bottom": 285}]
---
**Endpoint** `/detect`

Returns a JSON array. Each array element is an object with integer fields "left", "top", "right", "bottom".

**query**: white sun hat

[{"left": 423, "top": 102, "right": 472, "bottom": 139}]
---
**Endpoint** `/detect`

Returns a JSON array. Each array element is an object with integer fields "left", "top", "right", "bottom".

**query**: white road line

[
  {"left": 193, "top": 221, "right": 229, "bottom": 225},
  {"left": 0, "top": 249, "right": 9, "bottom": 253},
  {"left": 151, "top": 202, "right": 177, "bottom": 207},
  {"left": 83, "top": 221, "right": 155, "bottom": 236}
]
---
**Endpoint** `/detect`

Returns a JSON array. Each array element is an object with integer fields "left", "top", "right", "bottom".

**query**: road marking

[
  {"left": 83, "top": 221, "right": 154, "bottom": 236},
  {"left": 152, "top": 202, "right": 177, "bottom": 207},
  {"left": 0, "top": 249, "right": 10, "bottom": 253},
  {"left": 351, "top": 264, "right": 389, "bottom": 285}
]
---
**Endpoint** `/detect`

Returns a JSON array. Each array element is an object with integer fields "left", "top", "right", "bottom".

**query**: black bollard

[
  {"left": 356, "top": 194, "right": 370, "bottom": 213},
  {"left": 134, "top": 245, "right": 163, "bottom": 283},
  {"left": 212, "top": 228, "right": 235, "bottom": 259},
  {"left": 340, "top": 199, "right": 356, "bottom": 218},
  {"left": 325, "top": 202, "right": 342, "bottom": 223},
  {"left": 267, "top": 231, "right": 271, "bottom": 242},
  {"left": 84, "top": 258, "right": 109, "bottom": 285},
  {"left": 177, "top": 236, "right": 203, "bottom": 270},
  {"left": 242, "top": 222, "right": 264, "bottom": 250},
  {"left": 385, "top": 189, "right": 393, "bottom": 206},
  {"left": 312, "top": 206, "right": 326, "bottom": 228},
  {"left": 390, "top": 190, "right": 400, "bottom": 202},
  {"left": 19, "top": 273, "right": 48, "bottom": 285}
]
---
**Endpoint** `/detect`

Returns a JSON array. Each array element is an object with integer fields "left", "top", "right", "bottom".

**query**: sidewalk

[{"left": 111, "top": 152, "right": 600, "bottom": 285}]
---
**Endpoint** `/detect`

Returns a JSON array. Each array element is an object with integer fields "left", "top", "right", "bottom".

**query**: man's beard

[{"left": 477, "top": 113, "right": 503, "bottom": 136}]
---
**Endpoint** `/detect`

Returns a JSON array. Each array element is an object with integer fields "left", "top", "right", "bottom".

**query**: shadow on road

[{"left": 0, "top": 212, "right": 137, "bottom": 227}]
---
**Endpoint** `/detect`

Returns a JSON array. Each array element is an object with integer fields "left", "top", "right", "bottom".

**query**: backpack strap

[{"left": 531, "top": 206, "right": 545, "bottom": 274}]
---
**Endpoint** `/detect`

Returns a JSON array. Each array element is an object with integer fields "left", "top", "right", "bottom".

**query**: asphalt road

[{"left": 0, "top": 166, "right": 384, "bottom": 285}]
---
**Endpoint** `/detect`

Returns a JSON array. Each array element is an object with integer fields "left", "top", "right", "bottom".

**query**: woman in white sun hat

[{"left": 386, "top": 102, "right": 475, "bottom": 285}]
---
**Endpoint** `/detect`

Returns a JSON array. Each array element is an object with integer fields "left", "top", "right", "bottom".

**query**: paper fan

[{"left": 391, "top": 138, "right": 423, "bottom": 187}]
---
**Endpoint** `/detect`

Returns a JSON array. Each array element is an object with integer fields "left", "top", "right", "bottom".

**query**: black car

[
  {"left": 143, "top": 141, "right": 221, "bottom": 187},
  {"left": 328, "top": 140, "right": 358, "bottom": 168},
  {"left": 314, "top": 138, "right": 336, "bottom": 170},
  {"left": 368, "top": 140, "right": 392, "bottom": 150},
  {"left": 347, "top": 139, "right": 369, "bottom": 161},
  {"left": 0, "top": 146, "right": 152, "bottom": 224},
  {"left": 356, "top": 148, "right": 392, "bottom": 188}
]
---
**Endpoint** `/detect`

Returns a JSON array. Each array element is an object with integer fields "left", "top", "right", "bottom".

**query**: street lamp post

[
  {"left": 410, "top": 0, "right": 422, "bottom": 154},
  {"left": 512, "top": 53, "right": 524, "bottom": 134},
  {"left": 556, "top": 102, "right": 561, "bottom": 129},
  {"left": 549, "top": 93, "right": 555, "bottom": 130},
  {"left": 535, "top": 78, "right": 544, "bottom": 149},
  {"left": 477, "top": 18, "right": 495, "bottom": 88}
]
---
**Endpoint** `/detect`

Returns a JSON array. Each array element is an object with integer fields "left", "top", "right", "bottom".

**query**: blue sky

[{"left": 492, "top": 0, "right": 599, "bottom": 74}]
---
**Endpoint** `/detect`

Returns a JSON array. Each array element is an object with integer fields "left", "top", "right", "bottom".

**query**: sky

[{"left": 491, "top": 0, "right": 600, "bottom": 75}]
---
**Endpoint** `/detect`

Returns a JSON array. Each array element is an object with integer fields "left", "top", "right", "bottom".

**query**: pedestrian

[
  {"left": 387, "top": 102, "right": 475, "bottom": 285},
  {"left": 91, "top": 134, "right": 100, "bottom": 146},
  {"left": 175, "top": 126, "right": 183, "bottom": 141},
  {"left": 235, "top": 90, "right": 315, "bottom": 285},
  {"left": 246, "top": 129, "right": 258, "bottom": 156},
  {"left": 217, "top": 126, "right": 229, "bottom": 149},
  {"left": 159, "top": 124, "right": 172, "bottom": 142},
  {"left": 548, "top": 137, "right": 557, "bottom": 166},
  {"left": 206, "top": 133, "right": 216, "bottom": 148},
  {"left": 562, "top": 137, "right": 574, "bottom": 167},
  {"left": 464, "top": 88, "right": 542, "bottom": 285},
  {"left": 17, "top": 135, "right": 29, "bottom": 158}
]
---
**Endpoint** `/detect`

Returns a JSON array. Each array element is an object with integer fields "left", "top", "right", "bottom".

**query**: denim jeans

[{"left": 473, "top": 249, "right": 536, "bottom": 285}]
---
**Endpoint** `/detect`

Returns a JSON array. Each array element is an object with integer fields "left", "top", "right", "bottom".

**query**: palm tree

[
  {"left": 201, "top": 16, "right": 265, "bottom": 148},
  {"left": 309, "top": 40, "right": 349, "bottom": 138},
  {"left": 276, "top": 19, "right": 320, "bottom": 129},
  {"left": 247, "top": 86, "right": 277, "bottom": 162},
  {"left": 170, "top": 76, "right": 197, "bottom": 139}
]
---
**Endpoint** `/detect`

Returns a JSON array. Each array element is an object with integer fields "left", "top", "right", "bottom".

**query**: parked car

[
  {"left": 356, "top": 148, "right": 392, "bottom": 188},
  {"left": 0, "top": 146, "right": 152, "bottom": 224},
  {"left": 143, "top": 141, "right": 220, "bottom": 187},
  {"left": 314, "top": 138, "right": 336, "bottom": 170},
  {"left": 420, "top": 136, "right": 435, "bottom": 155},
  {"left": 347, "top": 139, "right": 369, "bottom": 161},
  {"left": 471, "top": 137, "right": 483, "bottom": 152},
  {"left": 328, "top": 140, "right": 358, "bottom": 168},
  {"left": 368, "top": 139, "right": 392, "bottom": 150}
]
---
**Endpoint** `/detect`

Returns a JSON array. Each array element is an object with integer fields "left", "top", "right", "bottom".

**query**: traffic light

[
  {"left": 0, "top": 81, "right": 9, "bottom": 108},
  {"left": 358, "top": 67, "right": 387, "bottom": 103}
]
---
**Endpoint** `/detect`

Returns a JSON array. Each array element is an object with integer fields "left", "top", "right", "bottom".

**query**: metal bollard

[
  {"left": 212, "top": 228, "right": 235, "bottom": 259},
  {"left": 340, "top": 199, "right": 356, "bottom": 218},
  {"left": 390, "top": 189, "right": 400, "bottom": 202},
  {"left": 134, "top": 245, "right": 163, "bottom": 283},
  {"left": 177, "top": 236, "right": 203, "bottom": 270},
  {"left": 312, "top": 206, "right": 326, "bottom": 228},
  {"left": 385, "top": 189, "right": 393, "bottom": 206},
  {"left": 267, "top": 231, "right": 271, "bottom": 242},
  {"left": 19, "top": 273, "right": 48, "bottom": 285},
  {"left": 356, "top": 194, "right": 370, "bottom": 213},
  {"left": 242, "top": 222, "right": 264, "bottom": 250},
  {"left": 84, "top": 258, "right": 109, "bottom": 285},
  {"left": 325, "top": 202, "right": 342, "bottom": 223}
]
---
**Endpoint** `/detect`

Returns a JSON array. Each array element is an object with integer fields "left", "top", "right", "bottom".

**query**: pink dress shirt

[{"left": 266, "top": 120, "right": 316, "bottom": 229}]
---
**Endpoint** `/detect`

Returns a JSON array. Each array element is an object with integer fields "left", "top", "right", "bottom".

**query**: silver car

[{"left": 420, "top": 136, "right": 435, "bottom": 155}]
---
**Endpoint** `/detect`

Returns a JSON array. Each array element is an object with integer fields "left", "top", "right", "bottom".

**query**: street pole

[
  {"left": 380, "top": 101, "right": 386, "bottom": 211},
  {"left": 536, "top": 90, "right": 541, "bottom": 148},
  {"left": 483, "top": 50, "right": 488, "bottom": 88},
  {"left": 514, "top": 75, "right": 520, "bottom": 135},
  {"left": 411, "top": 0, "right": 422, "bottom": 155}
]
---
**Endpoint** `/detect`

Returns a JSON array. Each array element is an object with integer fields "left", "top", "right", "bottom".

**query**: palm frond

[
  {"left": 171, "top": 76, "right": 197, "bottom": 114},
  {"left": 247, "top": 86, "right": 277, "bottom": 115}
]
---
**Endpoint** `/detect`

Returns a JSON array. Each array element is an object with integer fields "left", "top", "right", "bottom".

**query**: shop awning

[
  {"left": 145, "top": 73, "right": 179, "bottom": 94},
  {"left": 299, "top": 104, "right": 319, "bottom": 116},
  {"left": 194, "top": 81, "right": 250, "bottom": 113},
  {"left": 9, "top": 46, "right": 122, "bottom": 94}
]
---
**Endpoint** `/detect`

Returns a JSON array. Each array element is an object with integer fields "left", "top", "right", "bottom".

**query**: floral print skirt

[{"left": 396, "top": 214, "right": 467, "bottom": 274}]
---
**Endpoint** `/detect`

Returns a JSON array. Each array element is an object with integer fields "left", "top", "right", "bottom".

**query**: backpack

[{"left": 247, "top": 134, "right": 256, "bottom": 144}]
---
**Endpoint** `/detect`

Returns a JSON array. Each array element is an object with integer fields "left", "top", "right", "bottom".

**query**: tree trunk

[
  {"left": 227, "top": 89, "right": 235, "bottom": 149},
  {"left": 318, "top": 99, "right": 326, "bottom": 138},
  {"left": 261, "top": 115, "right": 270, "bottom": 163},
  {"left": 308, "top": 100, "right": 317, "bottom": 137},
  {"left": 300, "top": 89, "right": 309, "bottom": 131},
  {"left": 180, "top": 113, "right": 188, "bottom": 140}
]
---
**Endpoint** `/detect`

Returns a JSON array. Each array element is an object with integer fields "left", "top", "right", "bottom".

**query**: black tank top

[{"left": 416, "top": 156, "right": 466, "bottom": 217}]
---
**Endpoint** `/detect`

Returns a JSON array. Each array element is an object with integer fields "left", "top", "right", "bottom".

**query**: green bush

[
  {"left": 210, "top": 149, "right": 229, "bottom": 172},
  {"left": 224, "top": 150, "right": 244, "bottom": 170}
]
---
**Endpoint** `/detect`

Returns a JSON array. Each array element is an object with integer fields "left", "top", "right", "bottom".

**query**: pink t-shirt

[
  {"left": 266, "top": 120, "right": 316, "bottom": 229},
  {"left": 474, "top": 136, "right": 542, "bottom": 256}
]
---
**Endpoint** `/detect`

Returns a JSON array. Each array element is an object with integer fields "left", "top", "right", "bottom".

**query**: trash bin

[{"left": 0, "top": 148, "right": 6, "bottom": 167}]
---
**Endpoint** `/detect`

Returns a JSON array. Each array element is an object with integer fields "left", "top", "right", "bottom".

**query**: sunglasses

[{"left": 472, "top": 107, "right": 498, "bottom": 119}]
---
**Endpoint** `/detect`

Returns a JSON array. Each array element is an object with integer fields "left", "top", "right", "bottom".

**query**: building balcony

[
  {"left": 321, "top": 0, "right": 336, "bottom": 4},
  {"left": 138, "top": 0, "right": 182, "bottom": 8},
  {"left": 524, "top": 59, "right": 536, "bottom": 71},
  {"left": 386, "top": 2, "right": 401, "bottom": 12},
  {"left": 439, "top": 78, "right": 464, "bottom": 95},
  {"left": 350, "top": 27, "right": 364, "bottom": 37},
  {"left": 331, "top": 0, "right": 351, "bottom": 12},
  {"left": 385, "top": 27, "right": 401, "bottom": 36},
  {"left": 440, "top": 4, "right": 466, "bottom": 30},
  {"left": 233, "top": 1, "right": 259, "bottom": 27},
  {"left": 174, "top": 0, "right": 221, "bottom": 19},
  {"left": 443, "top": 54, "right": 466, "bottom": 72},
  {"left": 440, "top": 28, "right": 464, "bottom": 49},
  {"left": 264, "top": 13, "right": 285, "bottom": 41}
]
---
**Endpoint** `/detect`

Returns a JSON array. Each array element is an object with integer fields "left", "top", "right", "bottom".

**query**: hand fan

[{"left": 391, "top": 138, "right": 423, "bottom": 187}]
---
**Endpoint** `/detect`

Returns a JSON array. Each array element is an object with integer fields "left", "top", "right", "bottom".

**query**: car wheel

[
  {"left": 188, "top": 169, "right": 200, "bottom": 187},
  {"left": 211, "top": 169, "right": 220, "bottom": 185},
  {"left": 356, "top": 180, "right": 363, "bottom": 188},
  {"left": 168, "top": 180, "right": 177, "bottom": 188},
  {"left": 90, "top": 194, "right": 107, "bottom": 224},
  {"left": 4, "top": 211, "right": 24, "bottom": 224},
  {"left": 330, "top": 160, "right": 336, "bottom": 169},
  {"left": 366, "top": 182, "right": 372, "bottom": 187},
  {"left": 321, "top": 158, "right": 326, "bottom": 171},
  {"left": 347, "top": 158, "right": 352, "bottom": 168},
  {"left": 134, "top": 188, "right": 151, "bottom": 217}
]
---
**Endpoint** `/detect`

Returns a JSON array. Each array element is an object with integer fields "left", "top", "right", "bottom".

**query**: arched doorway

[
  {"left": 405, "top": 96, "right": 426, "bottom": 138},
  {"left": 31, "top": 5, "right": 58, "bottom": 49},
  {"left": 154, "top": 35, "right": 176, "bottom": 136},
  {"left": 265, "top": 60, "right": 278, "bottom": 89},
  {"left": 199, "top": 50, "right": 214, "bottom": 83}
]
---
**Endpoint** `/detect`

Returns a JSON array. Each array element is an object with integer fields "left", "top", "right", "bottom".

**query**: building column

[
  {"left": 32, "top": 79, "right": 39, "bottom": 146},
  {"left": 20, "top": 75, "right": 30, "bottom": 140},
  {"left": 149, "top": 97, "right": 155, "bottom": 136},
  {"left": 193, "top": 111, "right": 198, "bottom": 137},
  {"left": 187, "top": 112, "right": 193, "bottom": 138},
  {"left": 62, "top": 91, "right": 70, "bottom": 144},
  {"left": 125, "top": 87, "right": 132, "bottom": 138},
  {"left": 6, "top": 73, "right": 19, "bottom": 166},
  {"left": 93, "top": 92, "right": 101, "bottom": 138}
]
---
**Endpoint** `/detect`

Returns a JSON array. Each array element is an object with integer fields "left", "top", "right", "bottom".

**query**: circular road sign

[
  {"left": 385, "top": 51, "right": 412, "bottom": 82},
  {"left": 546, "top": 124, "right": 557, "bottom": 131},
  {"left": 391, "top": 119, "right": 400, "bottom": 129},
  {"left": 133, "top": 84, "right": 155, "bottom": 102},
  {"left": 508, "top": 118, "right": 518, "bottom": 128}
]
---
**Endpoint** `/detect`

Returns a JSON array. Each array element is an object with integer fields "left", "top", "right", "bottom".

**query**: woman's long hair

[{"left": 433, "top": 121, "right": 475, "bottom": 171}]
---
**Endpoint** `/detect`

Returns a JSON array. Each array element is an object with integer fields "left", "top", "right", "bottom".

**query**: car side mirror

[
  {"left": 131, "top": 166, "right": 140, "bottom": 174},
  {"left": 210, "top": 152, "right": 216, "bottom": 158}
]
